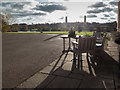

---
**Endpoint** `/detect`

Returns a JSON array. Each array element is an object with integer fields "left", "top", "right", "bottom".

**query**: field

[{"left": 4, "top": 31, "right": 93, "bottom": 36}]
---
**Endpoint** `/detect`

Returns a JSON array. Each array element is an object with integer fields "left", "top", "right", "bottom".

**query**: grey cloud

[
  {"left": 88, "top": 2, "right": 107, "bottom": 8},
  {"left": 2, "top": 2, "right": 31, "bottom": 14},
  {"left": 110, "top": 13, "right": 115, "bottom": 16},
  {"left": 87, "top": 9, "right": 102, "bottom": 13},
  {"left": 110, "top": 17, "right": 115, "bottom": 19},
  {"left": 103, "top": 7, "right": 113, "bottom": 12},
  {"left": 35, "top": 5, "right": 67, "bottom": 13},
  {"left": 1, "top": 2, "right": 48, "bottom": 18},
  {"left": 87, "top": 15, "right": 97, "bottom": 18},
  {"left": 32, "top": 13, "right": 46, "bottom": 15},
  {"left": 113, "top": 8, "right": 118, "bottom": 14},
  {"left": 87, "top": 7, "right": 113, "bottom": 14},
  {"left": 103, "top": 14, "right": 110, "bottom": 17},
  {"left": 11, "top": 3, "right": 24, "bottom": 9},
  {"left": 1, "top": 2, "right": 30, "bottom": 9},
  {"left": 0, "top": 2, "right": 11, "bottom": 6},
  {"left": 1, "top": 1, "right": 67, "bottom": 21},
  {"left": 100, "top": 17, "right": 108, "bottom": 20},
  {"left": 109, "top": 2, "right": 118, "bottom": 6},
  {"left": 12, "top": 12, "right": 46, "bottom": 17},
  {"left": 64, "top": 0, "right": 69, "bottom": 1},
  {"left": 26, "top": 17, "right": 32, "bottom": 21}
]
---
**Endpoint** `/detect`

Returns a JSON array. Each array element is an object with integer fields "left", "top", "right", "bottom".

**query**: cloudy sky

[{"left": 0, "top": 0, "right": 119, "bottom": 24}]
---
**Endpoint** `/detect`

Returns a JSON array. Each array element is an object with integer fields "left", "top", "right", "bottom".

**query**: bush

[
  {"left": 111, "top": 31, "right": 120, "bottom": 44},
  {"left": 106, "top": 33, "right": 110, "bottom": 41}
]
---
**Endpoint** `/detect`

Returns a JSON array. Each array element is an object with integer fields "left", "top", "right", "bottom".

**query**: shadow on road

[{"left": 44, "top": 34, "right": 62, "bottom": 41}]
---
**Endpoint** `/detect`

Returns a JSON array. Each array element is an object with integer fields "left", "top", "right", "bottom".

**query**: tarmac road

[{"left": 2, "top": 33, "right": 63, "bottom": 88}]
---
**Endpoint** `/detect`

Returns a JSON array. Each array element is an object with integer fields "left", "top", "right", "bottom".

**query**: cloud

[
  {"left": 109, "top": 2, "right": 118, "bottom": 6},
  {"left": 110, "top": 17, "right": 115, "bottom": 20},
  {"left": 1, "top": 1, "right": 67, "bottom": 21},
  {"left": 113, "top": 8, "right": 118, "bottom": 13},
  {"left": 1, "top": 2, "right": 36, "bottom": 12},
  {"left": 12, "top": 12, "right": 46, "bottom": 17},
  {"left": 10, "top": 3, "right": 24, "bottom": 9},
  {"left": 103, "top": 7, "right": 113, "bottom": 12},
  {"left": 87, "top": 9, "right": 102, "bottom": 13},
  {"left": 87, "top": 1, "right": 118, "bottom": 23},
  {"left": 0, "top": 2, "right": 12, "bottom": 6},
  {"left": 100, "top": 17, "right": 108, "bottom": 20},
  {"left": 88, "top": 2, "right": 107, "bottom": 8},
  {"left": 34, "top": 5, "right": 67, "bottom": 13},
  {"left": 87, "top": 7, "right": 113, "bottom": 14},
  {"left": 64, "top": 0, "right": 69, "bottom": 1},
  {"left": 59, "top": 17, "right": 64, "bottom": 19},
  {"left": 87, "top": 15, "right": 97, "bottom": 18},
  {"left": 103, "top": 14, "right": 110, "bottom": 17},
  {"left": 0, "top": 0, "right": 68, "bottom": 24}
]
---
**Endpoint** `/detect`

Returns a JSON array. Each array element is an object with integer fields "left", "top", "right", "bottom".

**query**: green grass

[
  {"left": 3, "top": 32, "right": 41, "bottom": 34},
  {"left": 42, "top": 31, "right": 69, "bottom": 34},
  {"left": 4, "top": 31, "right": 93, "bottom": 36},
  {"left": 75, "top": 31, "right": 93, "bottom": 36},
  {"left": 43, "top": 31, "right": 93, "bottom": 36}
]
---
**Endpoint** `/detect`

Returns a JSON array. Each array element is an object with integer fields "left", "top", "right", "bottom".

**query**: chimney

[
  {"left": 65, "top": 16, "right": 68, "bottom": 23},
  {"left": 84, "top": 15, "right": 86, "bottom": 24}
]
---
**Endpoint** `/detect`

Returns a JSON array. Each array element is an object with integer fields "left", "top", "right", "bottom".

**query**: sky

[{"left": 0, "top": 0, "right": 119, "bottom": 24}]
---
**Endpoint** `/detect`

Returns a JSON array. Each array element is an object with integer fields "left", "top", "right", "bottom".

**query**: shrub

[{"left": 111, "top": 31, "right": 120, "bottom": 44}]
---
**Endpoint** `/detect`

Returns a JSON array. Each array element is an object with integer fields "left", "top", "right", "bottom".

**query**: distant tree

[
  {"left": 19, "top": 23, "right": 28, "bottom": 31},
  {"left": 11, "top": 24, "right": 19, "bottom": 32},
  {"left": 78, "top": 26, "right": 82, "bottom": 32}
]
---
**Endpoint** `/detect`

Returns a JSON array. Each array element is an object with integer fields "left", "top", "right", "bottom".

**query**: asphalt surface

[{"left": 2, "top": 33, "right": 63, "bottom": 88}]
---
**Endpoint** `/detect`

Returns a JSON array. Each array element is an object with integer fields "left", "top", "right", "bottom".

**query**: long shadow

[
  {"left": 49, "top": 51, "right": 69, "bottom": 74},
  {"left": 44, "top": 34, "right": 62, "bottom": 41},
  {"left": 86, "top": 53, "right": 94, "bottom": 75},
  {"left": 87, "top": 51, "right": 120, "bottom": 89},
  {"left": 35, "top": 51, "right": 116, "bottom": 89}
]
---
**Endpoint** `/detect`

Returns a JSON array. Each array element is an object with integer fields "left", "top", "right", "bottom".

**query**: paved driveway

[{"left": 2, "top": 33, "right": 63, "bottom": 88}]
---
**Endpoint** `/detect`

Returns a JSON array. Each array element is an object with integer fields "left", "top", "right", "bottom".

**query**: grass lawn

[
  {"left": 43, "top": 31, "right": 68, "bottom": 34},
  {"left": 4, "top": 31, "right": 93, "bottom": 36},
  {"left": 4, "top": 32, "right": 41, "bottom": 34},
  {"left": 43, "top": 31, "right": 93, "bottom": 36},
  {"left": 75, "top": 31, "right": 93, "bottom": 36}
]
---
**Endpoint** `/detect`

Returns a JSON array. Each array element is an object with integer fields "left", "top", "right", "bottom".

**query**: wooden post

[
  {"left": 117, "top": 1, "right": 120, "bottom": 32},
  {"left": 69, "top": 37, "right": 71, "bottom": 49},
  {"left": 63, "top": 38, "right": 65, "bottom": 52}
]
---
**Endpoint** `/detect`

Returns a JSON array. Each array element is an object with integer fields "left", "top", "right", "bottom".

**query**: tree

[
  {"left": 0, "top": 13, "right": 13, "bottom": 32},
  {"left": 11, "top": 24, "right": 19, "bottom": 32}
]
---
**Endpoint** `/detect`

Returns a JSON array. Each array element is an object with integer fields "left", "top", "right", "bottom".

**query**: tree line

[{"left": 1, "top": 14, "right": 117, "bottom": 32}]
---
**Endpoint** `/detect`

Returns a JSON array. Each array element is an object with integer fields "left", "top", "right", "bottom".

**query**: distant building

[
  {"left": 65, "top": 16, "right": 68, "bottom": 23},
  {"left": 84, "top": 16, "right": 86, "bottom": 24},
  {"left": 83, "top": 15, "right": 87, "bottom": 31}
]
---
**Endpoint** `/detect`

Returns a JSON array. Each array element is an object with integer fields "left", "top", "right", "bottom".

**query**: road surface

[{"left": 2, "top": 33, "right": 64, "bottom": 88}]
